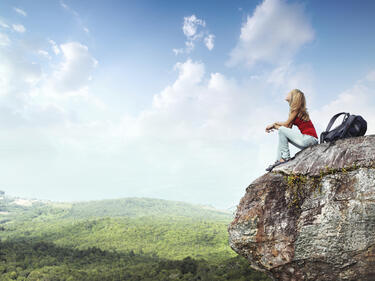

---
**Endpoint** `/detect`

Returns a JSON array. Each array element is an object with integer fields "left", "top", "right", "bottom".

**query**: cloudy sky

[{"left": 0, "top": 0, "right": 374, "bottom": 210}]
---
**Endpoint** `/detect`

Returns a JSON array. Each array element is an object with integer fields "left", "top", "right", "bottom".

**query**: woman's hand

[{"left": 265, "top": 124, "right": 275, "bottom": 133}]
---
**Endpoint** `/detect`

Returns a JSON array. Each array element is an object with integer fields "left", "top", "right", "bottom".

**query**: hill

[
  {"left": 0, "top": 192, "right": 235, "bottom": 262},
  {"left": 0, "top": 192, "right": 232, "bottom": 223},
  {"left": 0, "top": 192, "right": 272, "bottom": 280}
]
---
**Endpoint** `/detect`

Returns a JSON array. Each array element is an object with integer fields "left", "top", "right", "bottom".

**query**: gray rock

[{"left": 228, "top": 134, "right": 375, "bottom": 281}]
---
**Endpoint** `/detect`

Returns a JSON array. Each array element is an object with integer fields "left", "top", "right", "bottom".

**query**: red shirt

[{"left": 292, "top": 116, "right": 318, "bottom": 138}]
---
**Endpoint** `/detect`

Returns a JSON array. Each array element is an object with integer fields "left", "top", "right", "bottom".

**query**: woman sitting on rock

[{"left": 265, "top": 89, "right": 319, "bottom": 172}]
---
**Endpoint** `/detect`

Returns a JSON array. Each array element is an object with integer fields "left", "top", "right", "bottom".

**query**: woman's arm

[{"left": 273, "top": 110, "right": 298, "bottom": 129}]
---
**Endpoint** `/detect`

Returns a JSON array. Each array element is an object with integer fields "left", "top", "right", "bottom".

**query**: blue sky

[{"left": 0, "top": 0, "right": 375, "bottom": 210}]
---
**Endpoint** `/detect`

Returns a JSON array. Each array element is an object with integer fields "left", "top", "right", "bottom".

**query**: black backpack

[{"left": 320, "top": 112, "right": 367, "bottom": 151}]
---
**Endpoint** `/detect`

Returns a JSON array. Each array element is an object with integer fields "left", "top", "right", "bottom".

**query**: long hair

[{"left": 288, "top": 89, "right": 310, "bottom": 121}]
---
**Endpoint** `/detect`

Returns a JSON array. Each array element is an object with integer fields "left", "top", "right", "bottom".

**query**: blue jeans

[{"left": 276, "top": 126, "right": 319, "bottom": 161}]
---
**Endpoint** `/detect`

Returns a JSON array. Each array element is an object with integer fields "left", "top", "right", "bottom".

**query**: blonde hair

[{"left": 288, "top": 89, "right": 311, "bottom": 121}]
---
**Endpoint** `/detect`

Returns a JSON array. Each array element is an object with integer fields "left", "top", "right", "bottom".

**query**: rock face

[{"left": 228, "top": 135, "right": 375, "bottom": 281}]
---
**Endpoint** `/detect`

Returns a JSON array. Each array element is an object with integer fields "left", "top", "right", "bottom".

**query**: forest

[{"left": 0, "top": 193, "right": 270, "bottom": 280}]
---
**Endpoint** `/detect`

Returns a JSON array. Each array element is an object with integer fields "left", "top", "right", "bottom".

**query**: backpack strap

[
  {"left": 322, "top": 139, "right": 336, "bottom": 153},
  {"left": 325, "top": 112, "right": 350, "bottom": 132},
  {"left": 321, "top": 112, "right": 350, "bottom": 152}
]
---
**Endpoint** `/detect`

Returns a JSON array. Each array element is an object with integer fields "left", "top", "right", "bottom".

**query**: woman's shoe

[
  {"left": 265, "top": 158, "right": 291, "bottom": 172},
  {"left": 266, "top": 160, "right": 282, "bottom": 172},
  {"left": 277, "top": 158, "right": 291, "bottom": 166},
  {"left": 280, "top": 157, "right": 291, "bottom": 163}
]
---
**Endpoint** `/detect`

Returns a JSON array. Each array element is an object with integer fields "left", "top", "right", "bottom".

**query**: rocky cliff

[{"left": 228, "top": 134, "right": 375, "bottom": 281}]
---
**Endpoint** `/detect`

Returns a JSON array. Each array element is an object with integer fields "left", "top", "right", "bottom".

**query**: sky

[{"left": 0, "top": 0, "right": 375, "bottom": 210}]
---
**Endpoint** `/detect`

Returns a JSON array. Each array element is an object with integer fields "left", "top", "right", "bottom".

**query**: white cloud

[
  {"left": 119, "top": 58, "right": 283, "bottom": 144},
  {"left": 0, "top": 42, "right": 310, "bottom": 208},
  {"left": 227, "top": 0, "right": 315, "bottom": 68},
  {"left": 185, "top": 40, "right": 195, "bottom": 53},
  {"left": 60, "top": 0, "right": 69, "bottom": 10},
  {"left": 48, "top": 42, "right": 98, "bottom": 94},
  {"left": 0, "top": 19, "right": 10, "bottom": 29},
  {"left": 0, "top": 12, "right": 104, "bottom": 129},
  {"left": 6, "top": 31, "right": 373, "bottom": 209},
  {"left": 172, "top": 48, "right": 184, "bottom": 55},
  {"left": 183, "top": 15, "right": 206, "bottom": 38},
  {"left": 12, "top": 24, "right": 26, "bottom": 33},
  {"left": 103, "top": 58, "right": 306, "bottom": 208},
  {"left": 14, "top": 7, "right": 27, "bottom": 17},
  {"left": 0, "top": 34, "right": 104, "bottom": 131},
  {"left": 48, "top": 39, "right": 60, "bottom": 55},
  {"left": 0, "top": 49, "right": 42, "bottom": 96},
  {"left": 60, "top": 0, "right": 90, "bottom": 35},
  {"left": 0, "top": 32, "right": 11, "bottom": 46},
  {"left": 204, "top": 34, "right": 215, "bottom": 50},
  {"left": 38, "top": 49, "right": 51, "bottom": 59},
  {"left": 152, "top": 59, "right": 205, "bottom": 110},
  {"left": 0, "top": 43, "right": 59, "bottom": 128},
  {"left": 173, "top": 14, "right": 215, "bottom": 55},
  {"left": 60, "top": 0, "right": 78, "bottom": 17}
]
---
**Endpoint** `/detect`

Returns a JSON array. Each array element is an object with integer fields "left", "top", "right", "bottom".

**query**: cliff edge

[{"left": 228, "top": 134, "right": 375, "bottom": 281}]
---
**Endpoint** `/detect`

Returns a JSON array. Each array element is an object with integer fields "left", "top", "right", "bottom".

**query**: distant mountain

[
  {"left": 0, "top": 192, "right": 233, "bottom": 224},
  {"left": 0, "top": 191, "right": 235, "bottom": 263}
]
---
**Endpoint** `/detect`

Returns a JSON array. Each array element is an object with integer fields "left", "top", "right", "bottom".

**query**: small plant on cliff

[
  {"left": 276, "top": 161, "right": 375, "bottom": 210},
  {"left": 284, "top": 173, "right": 309, "bottom": 209},
  {"left": 282, "top": 172, "right": 324, "bottom": 209}
]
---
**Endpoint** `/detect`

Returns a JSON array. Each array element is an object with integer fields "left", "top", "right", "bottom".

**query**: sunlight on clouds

[
  {"left": 108, "top": 55, "right": 339, "bottom": 204},
  {"left": 0, "top": 47, "right": 65, "bottom": 128},
  {"left": 49, "top": 42, "right": 98, "bottom": 94},
  {"left": 227, "top": 0, "right": 315, "bottom": 68},
  {"left": 0, "top": 19, "right": 104, "bottom": 131},
  {"left": 108, "top": 58, "right": 299, "bottom": 207},
  {"left": 172, "top": 59, "right": 205, "bottom": 85},
  {"left": 120, "top": 58, "right": 284, "bottom": 144}
]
